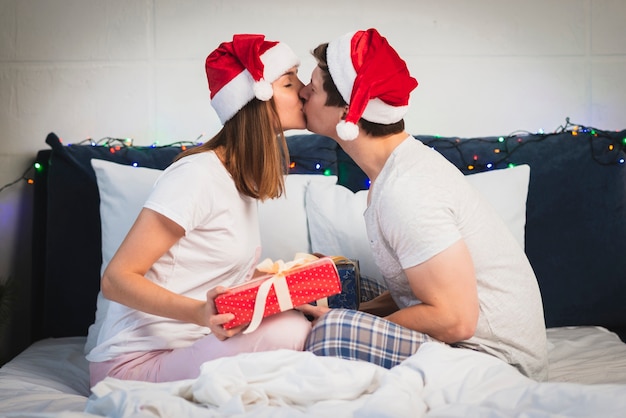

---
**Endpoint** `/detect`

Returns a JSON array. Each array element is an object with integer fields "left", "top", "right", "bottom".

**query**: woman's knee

[{"left": 255, "top": 310, "right": 312, "bottom": 350}]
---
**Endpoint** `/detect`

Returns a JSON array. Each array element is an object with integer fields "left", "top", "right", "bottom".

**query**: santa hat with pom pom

[
  {"left": 205, "top": 34, "right": 300, "bottom": 124},
  {"left": 326, "top": 28, "right": 418, "bottom": 140}
]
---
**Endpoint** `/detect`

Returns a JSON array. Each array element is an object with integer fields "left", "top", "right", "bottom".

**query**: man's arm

[{"left": 385, "top": 239, "right": 479, "bottom": 343}]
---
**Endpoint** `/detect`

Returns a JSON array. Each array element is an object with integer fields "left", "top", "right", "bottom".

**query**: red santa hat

[
  {"left": 205, "top": 34, "right": 300, "bottom": 124},
  {"left": 326, "top": 28, "right": 418, "bottom": 140}
]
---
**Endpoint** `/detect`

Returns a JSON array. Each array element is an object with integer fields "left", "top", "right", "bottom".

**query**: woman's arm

[{"left": 101, "top": 208, "right": 241, "bottom": 338}]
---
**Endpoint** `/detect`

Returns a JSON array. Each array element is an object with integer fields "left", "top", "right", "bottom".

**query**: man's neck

[{"left": 340, "top": 131, "right": 409, "bottom": 184}]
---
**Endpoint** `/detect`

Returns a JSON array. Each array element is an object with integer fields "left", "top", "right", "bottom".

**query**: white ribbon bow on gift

[{"left": 243, "top": 253, "right": 319, "bottom": 334}]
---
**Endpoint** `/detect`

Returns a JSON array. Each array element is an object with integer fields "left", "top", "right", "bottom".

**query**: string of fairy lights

[
  {"left": 68, "top": 135, "right": 204, "bottom": 151},
  {"left": 0, "top": 135, "right": 205, "bottom": 193},
  {"left": 1, "top": 119, "right": 625, "bottom": 194},
  {"left": 420, "top": 119, "right": 626, "bottom": 175}
]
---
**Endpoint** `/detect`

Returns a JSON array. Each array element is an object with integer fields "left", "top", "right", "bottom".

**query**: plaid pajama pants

[{"left": 304, "top": 309, "right": 438, "bottom": 369}]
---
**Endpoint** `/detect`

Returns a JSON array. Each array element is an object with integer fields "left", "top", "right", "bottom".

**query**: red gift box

[{"left": 214, "top": 257, "right": 341, "bottom": 331}]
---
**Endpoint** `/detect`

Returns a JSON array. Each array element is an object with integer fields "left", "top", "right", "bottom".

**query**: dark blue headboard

[{"left": 32, "top": 128, "right": 626, "bottom": 342}]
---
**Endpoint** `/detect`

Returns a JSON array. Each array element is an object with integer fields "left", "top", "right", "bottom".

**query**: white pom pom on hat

[
  {"left": 336, "top": 121, "right": 360, "bottom": 141},
  {"left": 253, "top": 79, "right": 273, "bottom": 101},
  {"left": 326, "top": 28, "right": 418, "bottom": 140},
  {"left": 205, "top": 34, "right": 300, "bottom": 124}
]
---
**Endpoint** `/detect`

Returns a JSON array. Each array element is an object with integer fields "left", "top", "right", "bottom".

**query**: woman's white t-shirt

[
  {"left": 87, "top": 152, "right": 261, "bottom": 362},
  {"left": 365, "top": 136, "right": 548, "bottom": 380}
]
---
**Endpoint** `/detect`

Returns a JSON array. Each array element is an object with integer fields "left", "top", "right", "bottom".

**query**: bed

[
  {"left": 2, "top": 128, "right": 626, "bottom": 417},
  {"left": 2, "top": 327, "right": 626, "bottom": 416}
]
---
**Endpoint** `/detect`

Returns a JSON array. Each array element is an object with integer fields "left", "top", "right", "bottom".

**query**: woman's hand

[{"left": 204, "top": 286, "right": 246, "bottom": 340}]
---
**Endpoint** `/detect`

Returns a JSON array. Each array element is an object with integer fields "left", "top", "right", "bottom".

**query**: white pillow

[
  {"left": 465, "top": 164, "right": 530, "bottom": 249},
  {"left": 258, "top": 174, "right": 338, "bottom": 262},
  {"left": 304, "top": 164, "right": 531, "bottom": 284},
  {"left": 91, "top": 159, "right": 162, "bottom": 276},
  {"left": 304, "top": 184, "right": 378, "bottom": 281}
]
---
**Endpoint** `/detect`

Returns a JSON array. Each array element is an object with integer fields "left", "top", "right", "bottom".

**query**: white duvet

[
  {"left": 82, "top": 342, "right": 626, "bottom": 418},
  {"left": 3, "top": 329, "right": 626, "bottom": 417}
]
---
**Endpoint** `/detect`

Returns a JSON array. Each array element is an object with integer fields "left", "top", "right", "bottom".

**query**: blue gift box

[{"left": 326, "top": 258, "right": 360, "bottom": 310}]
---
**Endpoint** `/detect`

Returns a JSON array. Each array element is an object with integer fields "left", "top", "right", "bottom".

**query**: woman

[{"left": 86, "top": 34, "right": 311, "bottom": 384}]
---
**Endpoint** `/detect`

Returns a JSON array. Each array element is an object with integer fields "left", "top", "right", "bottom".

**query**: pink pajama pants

[{"left": 89, "top": 310, "right": 311, "bottom": 386}]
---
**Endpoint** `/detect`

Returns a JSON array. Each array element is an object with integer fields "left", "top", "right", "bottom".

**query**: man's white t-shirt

[
  {"left": 364, "top": 136, "right": 548, "bottom": 380},
  {"left": 87, "top": 152, "right": 261, "bottom": 362}
]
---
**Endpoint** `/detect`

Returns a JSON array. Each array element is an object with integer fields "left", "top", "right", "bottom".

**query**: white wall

[{"left": 1, "top": 0, "right": 625, "bottom": 357}]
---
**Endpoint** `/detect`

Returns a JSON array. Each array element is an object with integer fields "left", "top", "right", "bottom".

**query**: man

[{"left": 297, "top": 28, "right": 548, "bottom": 380}]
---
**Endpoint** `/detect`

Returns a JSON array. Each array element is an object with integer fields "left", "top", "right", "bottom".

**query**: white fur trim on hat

[
  {"left": 362, "top": 98, "right": 409, "bottom": 124},
  {"left": 260, "top": 42, "right": 301, "bottom": 86},
  {"left": 326, "top": 31, "right": 357, "bottom": 105},
  {"left": 211, "top": 70, "right": 256, "bottom": 124}
]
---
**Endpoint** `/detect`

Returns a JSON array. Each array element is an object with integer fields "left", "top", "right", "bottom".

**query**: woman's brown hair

[{"left": 174, "top": 97, "right": 289, "bottom": 201}]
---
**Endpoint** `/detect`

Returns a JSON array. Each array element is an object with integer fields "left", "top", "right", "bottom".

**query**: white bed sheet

[
  {"left": 546, "top": 326, "right": 626, "bottom": 384},
  {"left": 1, "top": 326, "right": 625, "bottom": 417},
  {"left": 0, "top": 337, "right": 89, "bottom": 416}
]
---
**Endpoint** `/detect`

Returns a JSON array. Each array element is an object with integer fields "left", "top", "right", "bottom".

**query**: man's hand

[
  {"left": 359, "top": 290, "right": 399, "bottom": 317},
  {"left": 295, "top": 303, "right": 330, "bottom": 324}
]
